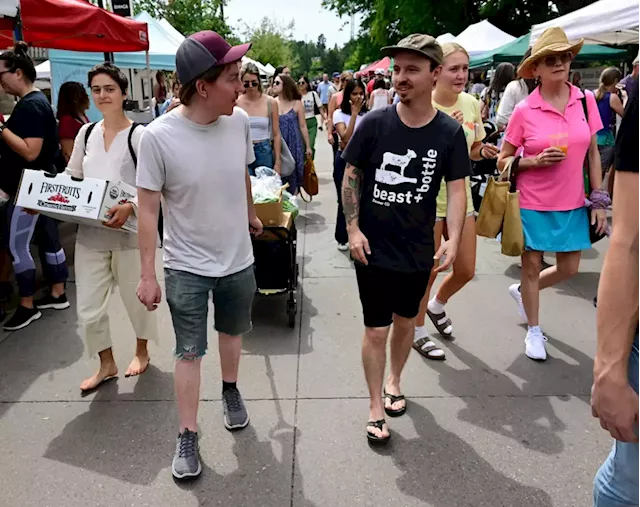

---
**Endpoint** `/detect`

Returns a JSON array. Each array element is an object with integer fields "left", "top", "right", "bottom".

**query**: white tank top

[
  {"left": 370, "top": 89, "right": 389, "bottom": 111},
  {"left": 249, "top": 116, "right": 270, "bottom": 142}
]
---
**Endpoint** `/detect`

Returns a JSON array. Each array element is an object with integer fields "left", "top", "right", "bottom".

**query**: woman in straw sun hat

[{"left": 497, "top": 27, "right": 609, "bottom": 362}]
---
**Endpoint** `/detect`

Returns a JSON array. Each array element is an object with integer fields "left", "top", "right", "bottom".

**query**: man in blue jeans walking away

[
  {"left": 592, "top": 76, "right": 638, "bottom": 507},
  {"left": 136, "top": 30, "right": 262, "bottom": 480}
]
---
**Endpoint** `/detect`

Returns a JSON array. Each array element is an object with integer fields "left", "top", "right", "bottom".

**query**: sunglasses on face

[
  {"left": 243, "top": 81, "right": 259, "bottom": 88},
  {"left": 298, "top": 81, "right": 306, "bottom": 85},
  {"left": 543, "top": 52, "right": 573, "bottom": 67},
  {"left": 274, "top": 80, "right": 282, "bottom": 85}
]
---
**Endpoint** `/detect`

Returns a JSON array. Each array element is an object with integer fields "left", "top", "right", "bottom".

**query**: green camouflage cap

[{"left": 381, "top": 34, "right": 443, "bottom": 65}]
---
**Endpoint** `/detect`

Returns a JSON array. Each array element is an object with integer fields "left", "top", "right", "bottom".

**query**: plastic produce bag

[{"left": 251, "top": 167, "right": 284, "bottom": 204}]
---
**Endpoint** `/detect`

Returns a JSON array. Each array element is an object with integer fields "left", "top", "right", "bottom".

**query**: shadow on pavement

[
  {"left": 393, "top": 401, "right": 554, "bottom": 506},
  {"left": 0, "top": 284, "right": 83, "bottom": 420},
  {"left": 44, "top": 365, "right": 175, "bottom": 485},
  {"left": 425, "top": 341, "right": 569, "bottom": 455}
]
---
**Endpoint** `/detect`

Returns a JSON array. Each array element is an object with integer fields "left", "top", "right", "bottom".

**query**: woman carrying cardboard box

[{"left": 66, "top": 63, "right": 158, "bottom": 392}]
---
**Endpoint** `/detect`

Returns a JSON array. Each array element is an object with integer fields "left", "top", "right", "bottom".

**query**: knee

[
  {"left": 522, "top": 256, "right": 542, "bottom": 281},
  {"left": 557, "top": 257, "right": 580, "bottom": 279},
  {"left": 174, "top": 344, "right": 206, "bottom": 361},
  {"left": 365, "top": 327, "right": 388, "bottom": 347},
  {"left": 454, "top": 264, "right": 475, "bottom": 284}
]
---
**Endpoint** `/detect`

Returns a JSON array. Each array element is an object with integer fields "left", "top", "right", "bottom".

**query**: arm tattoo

[{"left": 342, "top": 164, "right": 363, "bottom": 227}]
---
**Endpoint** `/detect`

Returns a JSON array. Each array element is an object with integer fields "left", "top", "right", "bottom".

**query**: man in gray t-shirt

[{"left": 136, "top": 30, "right": 262, "bottom": 481}]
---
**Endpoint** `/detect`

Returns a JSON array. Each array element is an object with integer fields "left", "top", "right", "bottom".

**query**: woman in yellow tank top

[{"left": 414, "top": 43, "right": 499, "bottom": 360}]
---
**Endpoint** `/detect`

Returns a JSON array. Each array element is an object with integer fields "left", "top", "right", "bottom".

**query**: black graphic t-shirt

[{"left": 342, "top": 105, "right": 471, "bottom": 272}]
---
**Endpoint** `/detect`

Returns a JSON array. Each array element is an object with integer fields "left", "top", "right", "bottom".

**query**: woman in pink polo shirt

[{"left": 498, "top": 28, "right": 609, "bottom": 361}]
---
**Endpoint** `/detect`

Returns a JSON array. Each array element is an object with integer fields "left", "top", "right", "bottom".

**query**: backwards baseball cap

[
  {"left": 381, "top": 33, "right": 443, "bottom": 66},
  {"left": 331, "top": 72, "right": 340, "bottom": 78},
  {"left": 176, "top": 30, "right": 252, "bottom": 84}
]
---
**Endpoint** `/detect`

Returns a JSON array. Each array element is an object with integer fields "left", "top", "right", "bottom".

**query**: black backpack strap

[
  {"left": 580, "top": 95, "right": 588, "bottom": 122},
  {"left": 83, "top": 122, "right": 98, "bottom": 152},
  {"left": 128, "top": 122, "right": 141, "bottom": 166}
]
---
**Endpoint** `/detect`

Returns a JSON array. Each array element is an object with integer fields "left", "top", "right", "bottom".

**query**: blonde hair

[
  {"left": 595, "top": 67, "right": 622, "bottom": 101},
  {"left": 440, "top": 42, "right": 470, "bottom": 62}
]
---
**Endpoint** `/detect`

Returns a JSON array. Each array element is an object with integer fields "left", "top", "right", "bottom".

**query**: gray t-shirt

[{"left": 136, "top": 107, "right": 256, "bottom": 277}]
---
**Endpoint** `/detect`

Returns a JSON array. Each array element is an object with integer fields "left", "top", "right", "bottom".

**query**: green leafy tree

[
  {"left": 242, "top": 18, "right": 297, "bottom": 69},
  {"left": 133, "top": 0, "right": 233, "bottom": 37}
]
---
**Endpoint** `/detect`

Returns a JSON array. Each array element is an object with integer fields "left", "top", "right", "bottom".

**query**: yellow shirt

[{"left": 432, "top": 92, "right": 485, "bottom": 217}]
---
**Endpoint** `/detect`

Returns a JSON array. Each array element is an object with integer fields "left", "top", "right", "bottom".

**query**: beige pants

[{"left": 75, "top": 243, "right": 158, "bottom": 358}]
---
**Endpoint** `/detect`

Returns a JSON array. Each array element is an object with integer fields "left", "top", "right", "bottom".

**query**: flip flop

[
  {"left": 383, "top": 389, "right": 407, "bottom": 417},
  {"left": 366, "top": 419, "right": 390, "bottom": 444},
  {"left": 412, "top": 337, "right": 446, "bottom": 361},
  {"left": 427, "top": 309, "right": 454, "bottom": 339}
]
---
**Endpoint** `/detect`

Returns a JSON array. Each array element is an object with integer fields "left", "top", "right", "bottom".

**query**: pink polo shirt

[{"left": 504, "top": 84, "right": 602, "bottom": 211}]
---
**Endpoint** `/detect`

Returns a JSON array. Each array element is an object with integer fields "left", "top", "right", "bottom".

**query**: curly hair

[{"left": 57, "top": 81, "right": 89, "bottom": 119}]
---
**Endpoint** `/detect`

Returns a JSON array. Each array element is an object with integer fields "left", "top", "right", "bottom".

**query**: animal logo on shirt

[
  {"left": 372, "top": 148, "right": 439, "bottom": 207},
  {"left": 375, "top": 150, "right": 418, "bottom": 185}
]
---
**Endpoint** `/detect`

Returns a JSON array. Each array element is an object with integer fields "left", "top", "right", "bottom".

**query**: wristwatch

[{"left": 0, "top": 123, "right": 6, "bottom": 135}]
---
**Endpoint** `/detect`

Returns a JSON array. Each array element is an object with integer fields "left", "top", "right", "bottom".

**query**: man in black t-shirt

[
  {"left": 592, "top": 77, "right": 638, "bottom": 506},
  {"left": 341, "top": 34, "right": 470, "bottom": 443}
]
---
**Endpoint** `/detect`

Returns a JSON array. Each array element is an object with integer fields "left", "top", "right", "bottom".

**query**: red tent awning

[
  {"left": 355, "top": 56, "right": 392, "bottom": 77},
  {"left": 0, "top": 0, "right": 149, "bottom": 52}
]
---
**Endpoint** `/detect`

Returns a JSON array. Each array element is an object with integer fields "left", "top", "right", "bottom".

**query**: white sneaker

[
  {"left": 525, "top": 328, "right": 548, "bottom": 361},
  {"left": 509, "top": 284, "right": 527, "bottom": 322},
  {"left": 337, "top": 243, "right": 349, "bottom": 251}
]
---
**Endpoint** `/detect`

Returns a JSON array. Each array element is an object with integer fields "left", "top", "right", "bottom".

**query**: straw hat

[{"left": 518, "top": 27, "right": 584, "bottom": 79}]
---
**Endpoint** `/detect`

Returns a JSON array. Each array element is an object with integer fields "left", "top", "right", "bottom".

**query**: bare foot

[
  {"left": 125, "top": 354, "right": 150, "bottom": 377},
  {"left": 80, "top": 364, "right": 118, "bottom": 392}
]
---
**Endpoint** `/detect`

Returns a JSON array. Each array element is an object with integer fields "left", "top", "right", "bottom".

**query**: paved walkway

[{"left": 0, "top": 132, "right": 611, "bottom": 506}]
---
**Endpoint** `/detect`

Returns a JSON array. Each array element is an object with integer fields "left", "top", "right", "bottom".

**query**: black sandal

[
  {"left": 383, "top": 389, "right": 407, "bottom": 417},
  {"left": 427, "top": 309, "right": 454, "bottom": 339},
  {"left": 412, "top": 337, "right": 446, "bottom": 361},
  {"left": 366, "top": 419, "right": 390, "bottom": 444}
]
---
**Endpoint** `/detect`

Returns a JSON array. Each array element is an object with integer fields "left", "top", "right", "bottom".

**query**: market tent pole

[{"left": 146, "top": 49, "right": 152, "bottom": 112}]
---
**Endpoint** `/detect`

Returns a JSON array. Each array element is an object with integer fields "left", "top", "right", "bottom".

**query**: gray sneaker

[
  {"left": 172, "top": 429, "right": 201, "bottom": 479},
  {"left": 222, "top": 387, "right": 249, "bottom": 431}
]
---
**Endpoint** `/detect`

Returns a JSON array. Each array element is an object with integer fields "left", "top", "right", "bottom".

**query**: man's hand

[
  {"left": 137, "top": 276, "right": 162, "bottom": 311},
  {"left": 104, "top": 203, "right": 134, "bottom": 229},
  {"left": 250, "top": 216, "right": 263, "bottom": 236},
  {"left": 348, "top": 227, "right": 371, "bottom": 265},
  {"left": 433, "top": 239, "right": 458, "bottom": 273},
  {"left": 592, "top": 373, "right": 639, "bottom": 442}
]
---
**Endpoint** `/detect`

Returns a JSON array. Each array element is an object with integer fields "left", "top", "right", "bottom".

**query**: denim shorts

[
  {"left": 248, "top": 139, "right": 274, "bottom": 175},
  {"left": 593, "top": 332, "right": 639, "bottom": 506},
  {"left": 165, "top": 266, "right": 256, "bottom": 360}
]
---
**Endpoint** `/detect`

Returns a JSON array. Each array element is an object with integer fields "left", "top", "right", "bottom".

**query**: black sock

[{"left": 222, "top": 381, "right": 237, "bottom": 393}]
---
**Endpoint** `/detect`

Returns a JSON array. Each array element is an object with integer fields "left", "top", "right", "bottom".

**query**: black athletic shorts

[{"left": 355, "top": 263, "right": 432, "bottom": 328}]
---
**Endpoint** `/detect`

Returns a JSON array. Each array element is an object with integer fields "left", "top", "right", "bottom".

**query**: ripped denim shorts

[{"left": 165, "top": 266, "right": 256, "bottom": 360}]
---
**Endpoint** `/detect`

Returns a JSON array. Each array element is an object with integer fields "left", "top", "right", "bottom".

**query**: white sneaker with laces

[
  {"left": 509, "top": 284, "right": 527, "bottom": 322},
  {"left": 525, "top": 328, "right": 548, "bottom": 361}
]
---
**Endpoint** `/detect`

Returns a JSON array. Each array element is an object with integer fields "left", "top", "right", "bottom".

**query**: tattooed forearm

[{"left": 342, "top": 164, "right": 363, "bottom": 227}]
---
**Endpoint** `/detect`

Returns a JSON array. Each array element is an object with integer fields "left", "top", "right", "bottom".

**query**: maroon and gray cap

[{"left": 176, "top": 31, "right": 252, "bottom": 84}]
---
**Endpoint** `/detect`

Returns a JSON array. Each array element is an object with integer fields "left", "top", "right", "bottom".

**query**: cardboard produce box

[
  {"left": 254, "top": 193, "right": 283, "bottom": 227},
  {"left": 15, "top": 170, "right": 137, "bottom": 233}
]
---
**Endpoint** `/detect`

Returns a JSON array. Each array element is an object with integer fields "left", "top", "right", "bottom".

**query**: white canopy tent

[
  {"left": 453, "top": 20, "right": 516, "bottom": 55},
  {"left": 242, "top": 56, "right": 274, "bottom": 77},
  {"left": 436, "top": 33, "right": 455, "bottom": 43},
  {"left": 531, "top": 0, "right": 639, "bottom": 46},
  {"left": 35, "top": 59, "right": 50, "bottom": 79},
  {"left": 0, "top": 0, "right": 17, "bottom": 17}
]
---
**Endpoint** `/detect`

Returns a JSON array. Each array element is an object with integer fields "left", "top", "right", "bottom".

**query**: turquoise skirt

[{"left": 521, "top": 208, "right": 591, "bottom": 252}]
